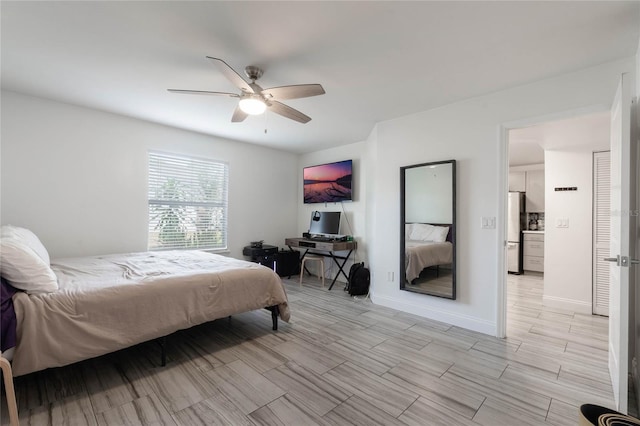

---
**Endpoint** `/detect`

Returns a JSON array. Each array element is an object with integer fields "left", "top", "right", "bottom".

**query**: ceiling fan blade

[
  {"left": 206, "top": 56, "right": 253, "bottom": 93},
  {"left": 262, "top": 84, "right": 325, "bottom": 100},
  {"left": 167, "top": 89, "right": 239, "bottom": 97},
  {"left": 231, "top": 105, "right": 248, "bottom": 123},
  {"left": 268, "top": 101, "right": 311, "bottom": 123}
]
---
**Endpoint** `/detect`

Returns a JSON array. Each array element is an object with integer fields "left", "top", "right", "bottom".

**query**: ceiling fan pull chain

[{"left": 264, "top": 110, "right": 268, "bottom": 134}]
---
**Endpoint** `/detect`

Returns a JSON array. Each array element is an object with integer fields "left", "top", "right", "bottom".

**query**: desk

[{"left": 285, "top": 238, "right": 357, "bottom": 290}]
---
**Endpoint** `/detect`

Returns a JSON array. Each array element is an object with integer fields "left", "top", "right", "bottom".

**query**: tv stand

[{"left": 285, "top": 238, "right": 357, "bottom": 290}]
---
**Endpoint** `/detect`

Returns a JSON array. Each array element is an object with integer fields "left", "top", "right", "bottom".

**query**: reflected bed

[{"left": 405, "top": 240, "right": 453, "bottom": 283}]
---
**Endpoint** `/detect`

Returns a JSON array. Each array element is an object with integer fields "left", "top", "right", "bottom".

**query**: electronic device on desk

[
  {"left": 310, "top": 235, "right": 333, "bottom": 242},
  {"left": 307, "top": 210, "right": 341, "bottom": 238},
  {"left": 307, "top": 234, "right": 349, "bottom": 242}
]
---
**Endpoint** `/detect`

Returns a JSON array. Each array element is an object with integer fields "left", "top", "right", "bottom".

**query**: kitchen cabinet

[
  {"left": 525, "top": 169, "right": 545, "bottom": 212},
  {"left": 508, "top": 171, "right": 526, "bottom": 192},
  {"left": 523, "top": 232, "right": 544, "bottom": 272}
]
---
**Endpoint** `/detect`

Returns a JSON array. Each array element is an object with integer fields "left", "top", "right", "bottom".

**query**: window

[{"left": 148, "top": 151, "right": 228, "bottom": 251}]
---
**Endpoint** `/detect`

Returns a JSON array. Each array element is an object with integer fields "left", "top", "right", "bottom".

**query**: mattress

[
  {"left": 405, "top": 240, "right": 453, "bottom": 283},
  {"left": 11, "top": 250, "right": 289, "bottom": 376}
]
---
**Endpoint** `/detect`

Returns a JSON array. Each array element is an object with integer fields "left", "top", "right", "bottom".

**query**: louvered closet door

[{"left": 593, "top": 151, "right": 611, "bottom": 316}]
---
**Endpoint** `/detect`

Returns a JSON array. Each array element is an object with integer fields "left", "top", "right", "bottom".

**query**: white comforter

[{"left": 11, "top": 250, "right": 289, "bottom": 376}]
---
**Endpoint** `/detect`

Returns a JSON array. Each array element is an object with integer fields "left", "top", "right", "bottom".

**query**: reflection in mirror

[{"left": 400, "top": 160, "right": 456, "bottom": 299}]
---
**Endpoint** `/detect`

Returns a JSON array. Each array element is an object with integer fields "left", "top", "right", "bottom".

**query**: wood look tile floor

[
  {"left": 1, "top": 273, "right": 617, "bottom": 425},
  {"left": 408, "top": 267, "right": 453, "bottom": 298}
]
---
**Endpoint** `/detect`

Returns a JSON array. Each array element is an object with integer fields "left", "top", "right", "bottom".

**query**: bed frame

[{"left": 155, "top": 305, "right": 280, "bottom": 366}]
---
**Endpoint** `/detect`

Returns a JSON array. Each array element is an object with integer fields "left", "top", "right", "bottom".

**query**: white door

[{"left": 607, "top": 73, "right": 633, "bottom": 413}]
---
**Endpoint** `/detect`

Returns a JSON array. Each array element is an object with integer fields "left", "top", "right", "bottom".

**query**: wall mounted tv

[{"left": 303, "top": 159, "right": 353, "bottom": 204}]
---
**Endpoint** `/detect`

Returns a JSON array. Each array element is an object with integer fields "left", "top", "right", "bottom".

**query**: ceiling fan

[{"left": 168, "top": 57, "right": 325, "bottom": 124}]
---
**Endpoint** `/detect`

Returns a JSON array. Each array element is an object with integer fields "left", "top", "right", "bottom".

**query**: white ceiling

[
  {"left": 2, "top": 1, "right": 638, "bottom": 154},
  {"left": 509, "top": 111, "right": 611, "bottom": 166}
]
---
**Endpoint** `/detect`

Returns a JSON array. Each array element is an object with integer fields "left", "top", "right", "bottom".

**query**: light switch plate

[{"left": 481, "top": 217, "right": 496, "bottom": 229}]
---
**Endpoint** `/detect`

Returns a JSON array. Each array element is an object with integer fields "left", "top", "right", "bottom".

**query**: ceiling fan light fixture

[
  {"left": 239, "top": 97, "right": 266, "bottom": 115},
  {"left": 169, "top": 57, "right": 324, "bottom": 123}
]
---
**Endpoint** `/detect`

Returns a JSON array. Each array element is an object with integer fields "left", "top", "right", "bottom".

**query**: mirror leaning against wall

[{"left": 400, "top": 160, "right": 456, "bottom": 299}]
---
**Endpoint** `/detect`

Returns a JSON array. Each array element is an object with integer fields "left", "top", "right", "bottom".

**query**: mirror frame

[{"left": 400, "top": 159, "right": 456, "bottom": 299}]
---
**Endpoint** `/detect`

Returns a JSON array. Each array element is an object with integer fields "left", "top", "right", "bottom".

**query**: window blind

[{"left": 148, "top": 151, "right": 228, "bottom": 251}]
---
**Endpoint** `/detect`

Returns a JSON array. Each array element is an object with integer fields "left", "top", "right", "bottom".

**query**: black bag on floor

[{"left": 346, "top": 262, "right": 370, "bottom": 296}]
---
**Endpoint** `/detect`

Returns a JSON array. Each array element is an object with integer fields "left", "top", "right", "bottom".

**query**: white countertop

[{"left": 523, "top": 230, "right": 545, "bottom": 234}]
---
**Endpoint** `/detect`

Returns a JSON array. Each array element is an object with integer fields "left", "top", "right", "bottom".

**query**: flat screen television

[
  {"left": 303, "top": 159, "right": 352, "bottom": 204},
  {"left": 309, "top": 211, "right": 341, "bottom": 236}
]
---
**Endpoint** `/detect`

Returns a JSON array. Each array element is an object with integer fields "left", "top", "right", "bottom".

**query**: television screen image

[{"left": 303, "top": 159, "right": 352, "bottom": 203}]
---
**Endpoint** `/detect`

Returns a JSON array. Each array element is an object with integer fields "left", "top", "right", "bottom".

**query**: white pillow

[
  {"left": 430, "top": 226, "right": 450, "bottom": 243},
  {"left": 1, "top": 225, "right": 50, "bottom": 265},
  {"left": 409, "top": 223, "right": 435, "bottom": 241},
  {"left": 405, "top": 223, "right": 414, "bottom": 240},
  {"left": 0, "top": 238, "right": 58, "bottom": 293}
]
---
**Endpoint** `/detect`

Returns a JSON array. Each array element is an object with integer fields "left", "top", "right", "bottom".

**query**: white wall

[
  {"left": 367, "top": 57, "right": 634, "bottom": 335},
  {"left": 543, "top": 150, "right": 595, "bottom": 313},
  {"left": 1, "top": 91, "right": 299, "bottom": 259},
  {"left": 297, "top": 141, "right": 368, "bottom": 282}
]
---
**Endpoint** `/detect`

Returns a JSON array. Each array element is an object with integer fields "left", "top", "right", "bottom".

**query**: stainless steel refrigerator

[{"left": 507, "top": 192, "right": 526, "bottom": 274}]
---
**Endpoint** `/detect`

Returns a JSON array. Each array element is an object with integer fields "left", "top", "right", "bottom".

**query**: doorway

[
  {"left": 504, "top": 110, "right": 611, "bottom": 332},
  {"left": 500, "top": 98, "right": 639, "bottom": 413}
]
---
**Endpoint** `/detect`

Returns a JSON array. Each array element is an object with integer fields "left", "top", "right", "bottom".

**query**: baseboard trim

[
  {"left": 542, "top": 294, "right": 592, "bottom": 314},
  {"left": 370, "top": 294, "right": 496, "bottom": 336}
]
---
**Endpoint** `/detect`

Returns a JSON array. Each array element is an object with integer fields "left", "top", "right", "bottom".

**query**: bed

[
  {"left": 0, "top": 226, "right": 290, "bottom": 377},
  {"left": 404, "top": 223, "right": 453, "bottom": 283}
]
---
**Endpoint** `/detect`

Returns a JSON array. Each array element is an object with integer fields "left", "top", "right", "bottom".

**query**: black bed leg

[
  {"left": 159, "top": 336, "right": 167, "bottom": 367},
  {"left": 271, "top": 306, "right": 279, "bottom": 331}
]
